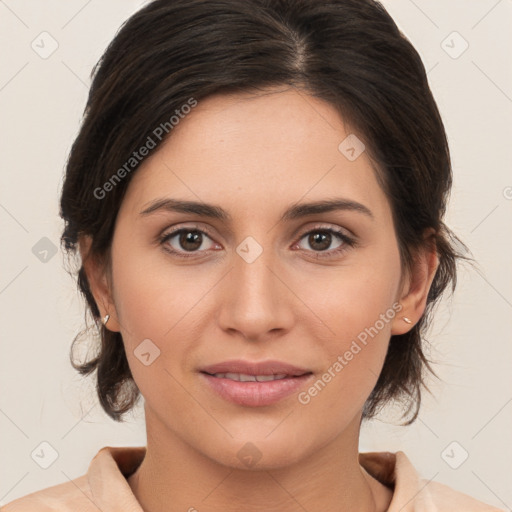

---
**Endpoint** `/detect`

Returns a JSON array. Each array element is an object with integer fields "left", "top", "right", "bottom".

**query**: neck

[{"left": 128, "top": 408, "right": 391, "bottom": 512}]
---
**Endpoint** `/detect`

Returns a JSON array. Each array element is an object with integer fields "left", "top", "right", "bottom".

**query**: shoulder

[
  {"left": 393, "top": 451, "right": 505, "bottom": 512},
  {"left": 425, "top": 479, "right": 505, "bottom": 512},
  {"left": 1, "top": 445, "right": 145, "bottom": 512},
  {"left": 360, "top": 450, "right": 505, "bottom": 512},
  {"left": 0, "top": 475, "right": 94, "bottom": 512}
]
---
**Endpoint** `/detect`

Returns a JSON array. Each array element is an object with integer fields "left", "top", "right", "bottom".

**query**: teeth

[
  {"left": 212, "top": 372, "right": 288, "bottom": 382},
  {"left": 254, "top": 374, "right": 280, "bottom": 382}
]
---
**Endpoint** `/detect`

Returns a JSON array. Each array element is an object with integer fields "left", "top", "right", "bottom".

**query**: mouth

[{"left": 198, "top": 359, "right": 314, "bottom": 407}]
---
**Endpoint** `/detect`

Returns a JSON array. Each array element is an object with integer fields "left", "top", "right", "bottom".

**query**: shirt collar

[{"left": 87, "top": 446, "right": 436, "bottom": 512}]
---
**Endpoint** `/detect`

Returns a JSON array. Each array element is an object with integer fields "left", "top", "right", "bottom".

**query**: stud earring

[
  {"left": 102, "top": 314, "right": 110, "bottom": 326},
  {"left": 402, "top": 317, "right": 412, "bottom": 324}
]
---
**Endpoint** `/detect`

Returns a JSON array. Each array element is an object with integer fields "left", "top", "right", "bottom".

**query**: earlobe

[
  {"left": 79, "top": 235, "right": 121, "bottom": 332},
  {"left": 391, "top": 230, "right": 439, "bottom": 335}
]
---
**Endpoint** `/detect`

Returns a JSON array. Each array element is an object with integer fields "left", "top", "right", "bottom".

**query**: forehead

[{"left": 120, "top": 88, "right": 390, "bottom": 221}]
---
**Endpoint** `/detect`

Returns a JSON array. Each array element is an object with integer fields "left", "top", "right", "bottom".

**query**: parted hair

[{"left": 60, "top": 0, "right": 469, "bottom": 423}]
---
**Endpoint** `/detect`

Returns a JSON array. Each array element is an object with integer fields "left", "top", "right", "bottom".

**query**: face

[{"left": 94, "top": 87, "right": 414, "bottom": 468}]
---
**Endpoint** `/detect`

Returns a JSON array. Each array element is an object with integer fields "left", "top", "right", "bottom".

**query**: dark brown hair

[{"left": 60, "top": 0, "right": 469, "bottom": 423}]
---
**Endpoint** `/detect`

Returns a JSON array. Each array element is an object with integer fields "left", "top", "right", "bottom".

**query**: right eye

[{"left": 159, "top": 226, "right": 220, "bottom": 258}]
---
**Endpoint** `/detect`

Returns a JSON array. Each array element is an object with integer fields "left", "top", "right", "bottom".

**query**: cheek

[
  {"left": 109, "top": 241, "right": 217, "bottom": 399},
  {"left": 297, "top": 289, "right": 396, "bottom": 428},
  {"left": 305, "top": 244, "right": 400, "bottom": 345},
  {"left": 110, "top": 236, "right": 207, "bottom": 339},
  {"left": 297, "top": 249, "right": 401, "bottom": 410}
]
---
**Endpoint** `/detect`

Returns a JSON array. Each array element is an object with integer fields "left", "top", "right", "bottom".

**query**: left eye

[{"left": 295, "top": 228, "right": 354, "bottom": 255}]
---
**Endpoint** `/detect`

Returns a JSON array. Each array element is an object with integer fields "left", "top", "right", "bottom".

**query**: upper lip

[{"left": 200, "top": 359, "right": 311, "bottom": 377}]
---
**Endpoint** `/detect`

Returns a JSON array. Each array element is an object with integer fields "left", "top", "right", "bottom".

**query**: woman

[{"left": 2, "top": 0, "right": 504, "bottom": 510}]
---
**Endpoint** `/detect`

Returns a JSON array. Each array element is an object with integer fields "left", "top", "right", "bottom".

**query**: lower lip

[{"left": 200, "top": 372, "right": 314, "bottom": 407}]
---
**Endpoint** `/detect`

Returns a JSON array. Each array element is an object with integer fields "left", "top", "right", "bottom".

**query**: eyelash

[{"left": 158, "top": 223, "right": 357, "bottom": 260}]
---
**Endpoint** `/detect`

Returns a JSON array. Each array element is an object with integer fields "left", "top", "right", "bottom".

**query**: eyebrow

[{"left": 139, "top": 197, "right": 374, "bottom": 222}]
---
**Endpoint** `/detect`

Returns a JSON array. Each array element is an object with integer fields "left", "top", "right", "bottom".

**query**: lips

[
  {"left": 200, "top": 359, "right": 311, "bottom": 378},
  {"left": 199, "top": 359, "right": 313, "bottom": 406}
]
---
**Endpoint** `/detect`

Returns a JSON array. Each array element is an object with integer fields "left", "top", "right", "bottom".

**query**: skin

[{"left": 81, "top": 86, "right": 439, "bottom": 512}]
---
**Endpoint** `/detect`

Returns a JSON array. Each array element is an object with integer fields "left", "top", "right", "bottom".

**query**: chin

[{"left": 202, "top": 433, "right": 314, "bottom": 471}]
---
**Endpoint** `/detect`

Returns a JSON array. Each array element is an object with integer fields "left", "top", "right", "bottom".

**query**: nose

[{"left": 216, "top": 241, "right": 294, "bottom": 342}]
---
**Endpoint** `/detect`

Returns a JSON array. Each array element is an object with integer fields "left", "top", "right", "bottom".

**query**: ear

[
  {"left": 79, "top": 235, "right": 121, "bottom": 332},
  {"left": 391, "top": 228, "right": 439, "bottom": 335}
]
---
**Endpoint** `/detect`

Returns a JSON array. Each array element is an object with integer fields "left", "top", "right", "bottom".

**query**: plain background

[{"left": 1, "top": 0, "right": 511, "bottom": 508}]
